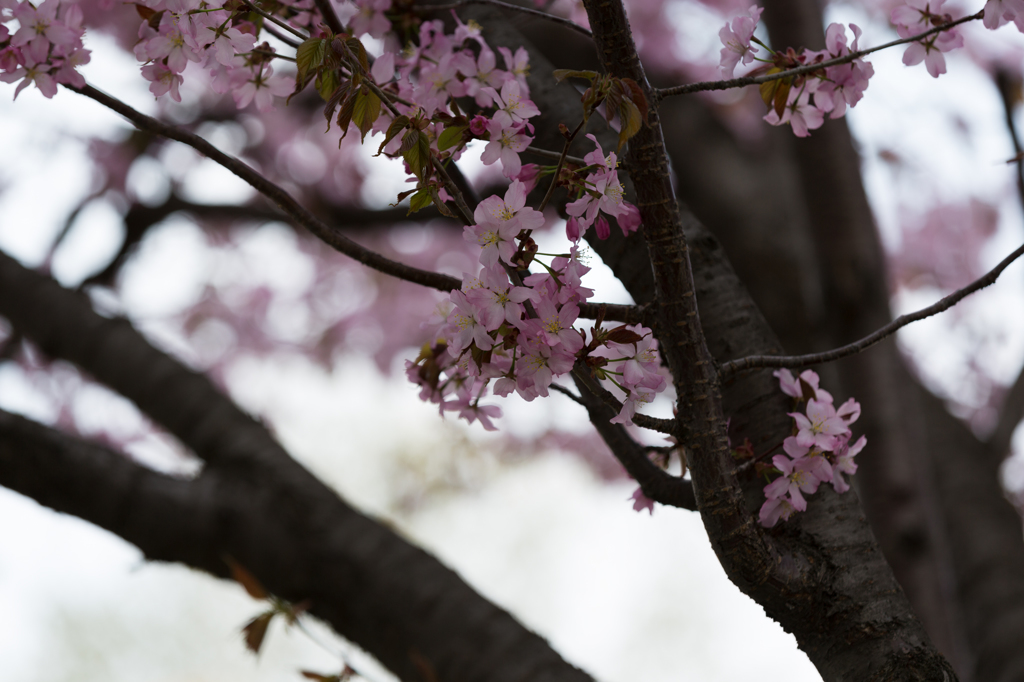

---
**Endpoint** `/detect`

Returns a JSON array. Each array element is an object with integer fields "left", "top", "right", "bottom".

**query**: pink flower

[
  {"left": 763, "top": 454, "right": 822, "bottom": 511},
  {"left": 517, "top": 298, "right": 584, "bottom": 353},
  {"left": 482, "top": 79, "right": 540, "bottom": 129},
  {"left": 891, "top": 0, "right": 963, "bottom": 78},
  {"left": 764, "top": 88, "right": 824, "bottom": 137},
  {"left": 719, "top": 4, "right": 764, "bottom": 78},
  {"left": 773, "top": 368, "right": 831, "bottom": 401},
  {"left": 141, "top": 61, "right": 183, "bottom": 101},
  {"left": 630, "top": 487, "right": 655, "bottom": 515},
  {"left": 466, "top": 180, "right": 544, "bottom": 265},
  {"left": 1, "top": 57, "right": 57, "bottom": 99},
  {"left": 983, "top": 0, "right": 1024, "bottom": 30},
  {"left": 233, "top": 65, "right": 292, "bottom": 112},
  {"left": 469, "top": 114, "right": 489, "bottom": 136},
  {"left": 759, "top": 495, "right": 798, "bottom": 528},
  {"left": 610, "top": 385, "right": 657, "bottom": 426},
  {"left": 480, "top": 118, "right": 532, "bottom": 179},
  {"left": 831, "top": 434, "right": 865, "bottom": 493},
  {"left": 791, "top": 398, "right": 850, "bottom": 451},
  {"left": 445, "top": 290, "right": 494, "bottom": 354}
]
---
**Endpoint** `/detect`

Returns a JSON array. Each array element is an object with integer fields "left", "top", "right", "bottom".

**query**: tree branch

[
  {"left": 415, "top": 0, "right": 593, "bottom": 39},
  {"left": 720, "top": 241, "right": 1024, "bottom": 379},
  {"left": 570, "top": 365, "right": 696, "bottom": 510},
  {"left": 568, "top": 362, "right": 675, "bottom": 434},
  {"left": 0, "top": 259, "right": 596, "bottom": 682},
  {"left": 69, "top": 84, "right": 464, "bottom": 293},
  {"left": 656, "top": 11, "right": 983, "bottom": 99}
]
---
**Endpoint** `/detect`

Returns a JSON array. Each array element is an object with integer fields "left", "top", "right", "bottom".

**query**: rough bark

[
  {"left": 760, "top": 0, "right": 969, "bottom": 671},
  {"left": 578, "top": 0, "right": 955, "bottom": 678}
]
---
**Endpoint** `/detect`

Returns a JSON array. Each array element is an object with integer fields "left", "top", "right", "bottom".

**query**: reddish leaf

[
  {"left": 225, "top": 556, "right": 268, "bottom": 600},
  {"left": 242, "top": 611, "right": 275, "bottom": 654}
]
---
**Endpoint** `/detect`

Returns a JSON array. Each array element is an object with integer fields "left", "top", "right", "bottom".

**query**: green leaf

[
  {"left": 401, "top": 129, "right": 432, "bottom": 179},
  {"left": 617, "top": 99, "right": 642, "bottom": 150},
  {"left": 345, "top": 37, "right": 370, "bottom": 74},
  {"left": 295, "top": 38, "right": 329, "bottom": 90},
  {"left": 408, "top": 188, "right": 433, "bottom": 214},
  {"left": 315, "top": 68, "right": 339, "bottom": 102},
  {"left": 552, "top": 69, "right": 600, "bottom": 83},
  {"left": 351, "top": 85, "right": 381, "bottom": 142},
  {"left": 758, "top": 67, "right": 790, "bottom": 117},
  {"left": 437, "top": 124, "right": 467, "bottom": 152},
  {"left": 377, "top": 115, "right": 410, "bottom": 156},
  {"left": 619, "top": 77, "right": 649, "bottom": 125}
]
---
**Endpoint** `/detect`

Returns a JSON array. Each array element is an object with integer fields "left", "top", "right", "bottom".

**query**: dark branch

[
  {"left": 0, "top": 257, "right": 596, "bottom": 682},
  {"left": 524, "top": 146, "right": 585, "bottom": 165},
  {"left": 415, "top": 0, "right": 593, "bottom": 39},
  {"left": 720, "top": 241, "right": 1024, "bottom": 379},
  {"left": 569, "top": 363, "right": 674, "bottom": 434},
  {"left": 241, "top": 0, "right": 309, "bottom": 40},
  {"left": 571, "top": 365, "right": 695, "bottom": 511},
  {"left": 312, "top": 0, "right": 345, "bottom": 34},
  {"left": 656, "top": 11, "right": 983, "bottom": 99},
  {"left": 70, "top": 83, "right": 464, "bottom": 293}
]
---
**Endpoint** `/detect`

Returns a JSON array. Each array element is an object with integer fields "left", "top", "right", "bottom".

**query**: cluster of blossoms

[
  {"left": 718, "top": 0, "right": 1024, "bottom": 137},
  {"left": 758, "top": 369, "right": 866, "bottom": 527},
  {"left": 367, "top": 13, "right": 538, "bottom": 190},
  {"left": 0, "top": 0, "right": 90, "bottom": 99},
  {"left": 349, "top": 9, "right": 652, "bottom": 432},
  {"left": 719, "top": 7, "right": 874, "bottom": 137},
  {"left": 131, "top": 0, "right": 291, "bottom": 108},
  {"left": 406, "top": 173, "right": 663, "bottom": 431}
]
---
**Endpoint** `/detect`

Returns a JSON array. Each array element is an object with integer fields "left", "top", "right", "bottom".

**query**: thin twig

[
  {"left": 549, "top": 382, "right": 584, "bottom": 405},
  {"left": 524, "top": 145, "right": 585, "bottom": 165},
  {"left": 720, "top": 241, "right": 1024, "bottom": 378},
  {"left": 656, "top": 11, "right": 983, "bottom": 100},
  {"left": 415, "top": 0, "right": 593, "bottom": 39},
  {"left": 312, "top": 0, "right": 345, "bottom": 35},
  {"left": 240, "top": 0, "right": 309, "bottom": 40},
  {"left": 250, "top": 48, "right": 295, "bottom": 61},
  {"left": 569, "top": 363, "right": 675, "bottom": 433},
  {"left": 260, "top": 22, "right": 301, "bottom": 49},
  {"left": 70, "top": 83, "right": 464, "bottom": 293},
  {"left": 538, "top": 118, "right": 585, "bottom": 213}
]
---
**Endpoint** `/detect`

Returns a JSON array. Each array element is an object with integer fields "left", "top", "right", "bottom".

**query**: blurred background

[{"left": 2, "top": 0, "right": 1024, "bottom": 680}]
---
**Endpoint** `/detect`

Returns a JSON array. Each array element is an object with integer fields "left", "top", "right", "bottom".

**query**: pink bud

[
  {"left": 566, "top": 216, "right": 582, "bottom": 241},
  {"left": 469, "top": 115, "right": 489, "bottom": 136}
]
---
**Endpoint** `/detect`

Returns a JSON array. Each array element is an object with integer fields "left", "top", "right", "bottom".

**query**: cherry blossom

[{"left": 718, "top": 4, "right": 763, "bottom": 78}]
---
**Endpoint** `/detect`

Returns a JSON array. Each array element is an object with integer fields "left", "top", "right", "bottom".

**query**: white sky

[{"left": 2, "top": 3, "right": 1024, "bottom": 682}]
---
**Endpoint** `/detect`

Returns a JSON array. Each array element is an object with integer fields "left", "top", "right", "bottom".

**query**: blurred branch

[
  {"left": 720, "top": 241, "right": 1024, "bottom": 378},
  {"left": 990, "top": 366, "right": 1024, "bottom": 461},
  {"left": 0, "top": 255, "right": 597, "bottom": 682},
  {"left": 990, "top": 70, "right": 1024, "bottom": 463},
  {"left": 81, "top": 193, "right": 446, "bottom": 288},
  {"left": 996, "top": 69, "right": 1024, "bottom": 205}
]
